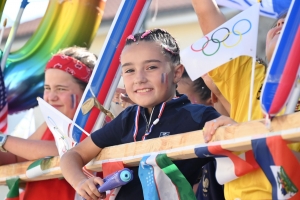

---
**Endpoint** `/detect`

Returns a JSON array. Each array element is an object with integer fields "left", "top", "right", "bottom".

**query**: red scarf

[{"left": 45, "top": 54, "right": 92, "bottom": 83}]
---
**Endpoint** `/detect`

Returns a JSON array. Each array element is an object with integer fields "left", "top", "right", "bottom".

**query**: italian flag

[{"left": 26, "top": 157, "right": 53, "bottom": 179}]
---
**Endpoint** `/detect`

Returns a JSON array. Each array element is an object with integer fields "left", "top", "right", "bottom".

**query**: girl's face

[
  {"left": 266, "top": 17, "right": 285, "bottom": 62},
  {"left": 120, "top": 41, "right": 183, "bottom": 112},
  {"left": 43, "top": 69, "right": 83, "bottom": 119}
]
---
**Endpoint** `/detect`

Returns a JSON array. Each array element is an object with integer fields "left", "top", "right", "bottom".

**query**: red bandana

[{"left": 45, "top": 54, "right": 92, "bottom": 83}]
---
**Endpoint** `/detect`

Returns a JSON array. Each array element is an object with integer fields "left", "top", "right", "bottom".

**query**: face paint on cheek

[
  {"left": 161, "top": 73, "right": 168, "bottom": 84},
  {"left": 71, "top": 94, "right": 78, "bottom": 109}
]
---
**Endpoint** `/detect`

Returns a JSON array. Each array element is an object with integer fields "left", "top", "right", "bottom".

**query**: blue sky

[{"left": 1, "top": 0, "right": 48, "bottom": 27}]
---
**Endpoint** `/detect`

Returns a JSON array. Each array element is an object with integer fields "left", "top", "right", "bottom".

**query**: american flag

[{"left": 0, "top": 68, "right": 8, "bottom": 134}]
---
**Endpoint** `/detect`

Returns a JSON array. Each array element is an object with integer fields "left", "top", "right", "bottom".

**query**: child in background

[
  {"left": 178, "top": 69, "right": 229, "bottom": 117},
  {"left": 192, "top": 0, "right": 300, "bottom": 199},
  {"left": 60, "top": 29, "right": 234, "bottom": 200},
  {"left": 0, "top": 47, "right": 97, "bottom": 199},
  {"left": 177, "top": 69, "right": 212, "bottom": 105}
]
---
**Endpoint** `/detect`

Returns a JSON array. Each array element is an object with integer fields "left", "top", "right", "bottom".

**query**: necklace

[{"left": 132, "top": 102, "right": 166, "bottom": 142}]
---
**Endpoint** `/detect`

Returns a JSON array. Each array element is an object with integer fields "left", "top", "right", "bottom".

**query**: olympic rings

[
  {"left": 191, "top": 36, "right": 209, "bottom": 52},
  {"left": 222, "top": 31, "right": 242, "bottom": 48},
  {"left": 211, "top": 27, "right": 230, "bottom": 43},
  {"left": 189, "top": 18, "right": 252, "bottom": 56},
  {"left": 202, "top": 39, "right": 221, "bottom": 56},
  {"left": 232, "top": 19, "right": 252, "bottom": 36}
]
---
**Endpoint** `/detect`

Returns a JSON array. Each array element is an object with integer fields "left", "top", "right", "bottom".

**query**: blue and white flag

[{"left": 216, "top": 0, "right": 291, "bottom": 18}]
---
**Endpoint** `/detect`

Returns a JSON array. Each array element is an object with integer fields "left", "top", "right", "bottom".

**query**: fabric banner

[
  {"left": 139, "top": 153, "right": 196, "bottom": 200},
  {"left": 252, "top": 135, "right": 300, "bottom": 200},
  {"left": 195, "top": 144, "right": 259, "bottom": 184},
  {"left": 182, "top": 3, "right": 259, "bottom": 81},
  {"left": 5, "top": 177, "right": 20, "bottom": 200}
]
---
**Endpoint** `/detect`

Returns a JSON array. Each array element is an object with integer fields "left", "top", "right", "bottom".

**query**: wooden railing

[{"left": 1, "top": 112, "right": 300, "bottom": 185}]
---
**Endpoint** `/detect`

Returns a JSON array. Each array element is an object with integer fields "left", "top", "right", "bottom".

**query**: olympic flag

[{"left": 181, "top": 3, "right": 260, "bottom": 81}]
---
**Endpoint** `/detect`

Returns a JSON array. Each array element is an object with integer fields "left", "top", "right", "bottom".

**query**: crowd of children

[{"left": 1, "top": 0, "right": 298, "bottom": 199}]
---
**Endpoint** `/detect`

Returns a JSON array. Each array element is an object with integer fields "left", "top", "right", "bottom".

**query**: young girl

[
  {"left": 0, "top": 47, "right": 97, "bottom": 199},
  {"left": 60, "top": 29, "right": 232, "bottom": 200}
]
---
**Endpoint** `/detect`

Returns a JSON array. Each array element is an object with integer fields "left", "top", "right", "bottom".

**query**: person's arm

[
  {"left": 191, "top": 0, "right": 226, "bottom": 35},
  {"left": 60, "top": 136, "right": 105, "bottom": 200},
  {"left": 0, "top": 123, "right": 58, "bottom": 165}
]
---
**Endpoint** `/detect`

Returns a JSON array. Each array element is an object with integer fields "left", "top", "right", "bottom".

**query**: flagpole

[
  {"left": 248, "top": 57, "right": 256, "bottom": 121},
  {"left": 0, "top": 0, "right": 29, "bottom": 72},
  {"left": 247, "top": 1, "right": 262, "bottom": 121}
]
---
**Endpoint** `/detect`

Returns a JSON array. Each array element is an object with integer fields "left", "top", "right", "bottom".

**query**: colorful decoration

[{"left": 0, "top": 0, "right": 105, "bottom": 114}]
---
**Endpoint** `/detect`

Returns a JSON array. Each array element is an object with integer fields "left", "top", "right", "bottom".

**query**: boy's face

[{"left": 120, "top": 41, "right": 182, "bottom": 111}]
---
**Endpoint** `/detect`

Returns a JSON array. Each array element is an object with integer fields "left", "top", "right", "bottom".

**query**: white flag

[
  {"left": 37, "top": 97, "right": 89, "bottom": 156},
  {"left": 181, "top": 3, "right": 260, "bottom": 81},
  {"left": 37, "top": 97, "right": 73, "bottom": 156}
]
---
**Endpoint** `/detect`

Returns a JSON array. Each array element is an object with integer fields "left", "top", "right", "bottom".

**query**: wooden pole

[{"left": 0, "top": 112, "right": 300, "bottom": 185}]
